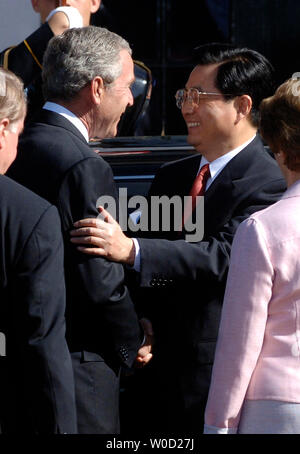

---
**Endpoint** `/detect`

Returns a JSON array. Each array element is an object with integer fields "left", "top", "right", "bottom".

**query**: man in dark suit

[
  {"left": 7, "top": 26, "right": 151, "bottom": 434},
  {"left": 0, "top": 67, "right": 76, "bottom": 433},
  {"left": 70, "top": 44, "right": 286, "bottom": 432}
]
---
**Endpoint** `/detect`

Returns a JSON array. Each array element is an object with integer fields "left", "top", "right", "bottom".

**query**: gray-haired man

[{"left": 7, "top": 26, "right": 152, "bottom": 434}]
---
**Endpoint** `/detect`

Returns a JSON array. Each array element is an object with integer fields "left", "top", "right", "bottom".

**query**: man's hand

[
  {"left": 135, "top": 318, "right": 154, "bottom": 368},
  {"left": 70, "top": 206, "right": 136, "bottom": 265}
]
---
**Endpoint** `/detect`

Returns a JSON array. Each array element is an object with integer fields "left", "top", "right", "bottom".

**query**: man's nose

[{"left": 181, "top": 100, "right": 196, "bottom": 115}]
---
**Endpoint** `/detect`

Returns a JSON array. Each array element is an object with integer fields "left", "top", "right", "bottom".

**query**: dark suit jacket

[
  {"left": 129, "top": 135, "right": 286, "bottom": 432},
  {"left": 7, "top": 110, "right": 142, "bottom": 433},
  {"left": 0, "top": 174, "right": 76, "bottom": 434}
]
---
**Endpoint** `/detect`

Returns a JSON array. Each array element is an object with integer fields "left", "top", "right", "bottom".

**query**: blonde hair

[
  {"left": 0, "top": 68, "right": 26, "bottom": 130},
  {"left": 260, "top": 78, "right": 300, "bottom": 171}
]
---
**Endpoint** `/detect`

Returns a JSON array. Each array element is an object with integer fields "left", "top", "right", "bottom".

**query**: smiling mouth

[{"left": 187, "top": 122, "right": 200, "bottom": 128}]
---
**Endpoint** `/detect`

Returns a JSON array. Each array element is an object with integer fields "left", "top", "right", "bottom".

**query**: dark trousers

[{"left": 71, "top": 351, "right": 120, "bottom": 434}]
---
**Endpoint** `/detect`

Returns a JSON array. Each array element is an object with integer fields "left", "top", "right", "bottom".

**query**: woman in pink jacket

[{"left": 204, "top": 78, "right": 300, "bottom": 434}]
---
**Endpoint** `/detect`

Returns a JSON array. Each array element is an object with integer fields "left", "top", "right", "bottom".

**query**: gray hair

[
  {"left": 0, "top": 68, "right": 26, "bottom": 130},
  {"left": 42, "top": 26, "right": 132, "bottom": 101}
]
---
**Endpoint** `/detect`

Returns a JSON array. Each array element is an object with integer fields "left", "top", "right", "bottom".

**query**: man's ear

[
  {"left": 234, "top": 95, "right": 252, "bottom": 124},
  {"left": 31, "top": 0, "right": 39, "bottom": 13},
  {"left": 90, "top": 0, "right": 101, "bottom": 14},
  {"left": 275, "top": 148, "right": 286, "bottom": 164},
  {"left": 91, "top": 76, "right": 105, "bottom": 105},
  {"left": 0, "top": 119, "right": 9, "bottom": 151}
]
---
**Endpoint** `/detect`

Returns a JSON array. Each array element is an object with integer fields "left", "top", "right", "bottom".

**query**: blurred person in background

[
  {"left": 0, "top": 1, "right": 152, "bottom": 135},
  {"left": 0, "top": 1, "right": 101, "bottom": 122}
]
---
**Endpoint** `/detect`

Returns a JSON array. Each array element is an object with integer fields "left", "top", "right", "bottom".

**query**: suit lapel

[
  {"left": 203, "top": 135, "right": 263, "bottom": 233},
  {"left": 175, "top": 135, "right": 261, "bottom": 202},
  {"left": 33, "top": 109, "right": 88, "bottom": 145},
  {"left": 174, "top": 154, "right": 202, "bottom": 197}
]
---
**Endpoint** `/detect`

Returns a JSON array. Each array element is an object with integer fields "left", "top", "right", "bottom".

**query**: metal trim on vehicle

[
  {"left": 114, "top": 175, "right": 155, "bottom": 180},
  {"left": 94, "top": 146, "right": 193, "bottom": 152}
]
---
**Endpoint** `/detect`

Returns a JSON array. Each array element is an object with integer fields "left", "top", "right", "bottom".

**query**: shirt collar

[
  {"left": 43, "top": 101, "right": 89, "bottom": 142},
  {"left": 199, "top": 134, "right": 256, "bottom": 187}
]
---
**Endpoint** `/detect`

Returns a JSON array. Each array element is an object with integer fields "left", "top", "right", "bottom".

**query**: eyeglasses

[{"left": 175, "top": 88, "right": 237, "bottom": 109}]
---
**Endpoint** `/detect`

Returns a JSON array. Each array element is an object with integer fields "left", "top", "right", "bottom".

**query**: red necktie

[{"left": 182, "top": 163, "right": 210, "bottom": 229}]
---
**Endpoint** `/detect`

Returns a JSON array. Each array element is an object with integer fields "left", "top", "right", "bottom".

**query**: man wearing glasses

[{"left": 70, "top": 43, "right": 286, "bottom": 432}]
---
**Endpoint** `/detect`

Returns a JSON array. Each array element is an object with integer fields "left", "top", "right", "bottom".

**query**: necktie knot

[{"left": 190, "top": 163, "right": 210, "bottom": 199}]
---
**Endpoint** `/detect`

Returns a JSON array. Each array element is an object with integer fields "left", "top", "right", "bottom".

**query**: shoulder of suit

[
  {"left": 243, "top": 192, "right": 300, "bottom": 248},
  {"left": 158, "top": 136, "right": 266, "bottom": 172},
  {"left": 0, "top": 175, "right": 51, "bottom": 213},
  {"left": 22, "top": 22, "right": 53, "bottom": 54},
  {"left": 19, "top": 120, "right": 104, "bottom": 164},
  {"left": 160, "top": 153, "right": 200, "bottom": 173},
  {"left": 0, "top": 176, "right": 61, "bottom": 258},
  {"left": 0, "top": 22, "right": 53, "bottom": 70},
  {"left": 227, "top": 137, "right": 283, "bottom": 179}
]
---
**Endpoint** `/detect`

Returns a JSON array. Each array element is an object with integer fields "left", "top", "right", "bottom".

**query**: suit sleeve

[
  {"left": 204, "top": 217, "right": 272, "bottom": 432},
  {"left": 58, "top": 156, "right": 142, "bottom": 367},
  {"left": 0, "top": 23, "right": 53, "bottom": 85},
  {"left": 12, "top": 204, "right": 77, "bottom": 434},
  {"left": 137, "top": 177, "right": 284, "bottom": 287}
]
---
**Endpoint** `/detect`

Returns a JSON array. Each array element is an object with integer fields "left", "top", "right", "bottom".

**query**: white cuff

[
  {"left": 46, "top": 6, "right": 83, "bottom": 29},
  {"left": 203, "top": 424, "right": 237, "bottom": 434},
  {"left": 132, "top": 238, "right": 141, "bottom": 272}
]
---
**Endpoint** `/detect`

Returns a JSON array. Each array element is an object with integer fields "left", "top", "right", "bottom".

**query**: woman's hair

[
  {"left": 260, "top": 78, "right": 300, "bottom": 171},
  {"left": 0, "top": 67, "right": 26, "bottom": 130}
]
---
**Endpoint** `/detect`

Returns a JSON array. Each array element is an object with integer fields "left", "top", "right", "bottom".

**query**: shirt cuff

[
  {"left": 203, "top": 424, "right": 237, "bottom": 434},
  {"left": 132, "top": 238, "right": 141, "bottom": 272},
  {"left": 140, "top": 333, "right": 146, "bottom": 347},
  {"left": 46, "top": 6, "right": 83, "bottom": 29}
]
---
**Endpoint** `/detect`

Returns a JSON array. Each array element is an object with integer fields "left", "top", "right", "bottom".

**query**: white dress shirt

[
  {"left": 200, "top": 135, "right": 256, "bottom": 190},
  {"left": 43, "top": 101, "right": 89, "bottom": 142}
]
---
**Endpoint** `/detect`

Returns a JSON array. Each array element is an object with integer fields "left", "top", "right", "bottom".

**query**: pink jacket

[{"left": 204, "top": 180, "right": 300, "bottom": 432}]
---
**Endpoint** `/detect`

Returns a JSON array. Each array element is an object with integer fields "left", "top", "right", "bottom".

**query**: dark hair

[
  {"left": 260, "top": 78, "right": 300, "bottom": 172},
  {"left": 193, "top": 43, "right": 275, "bottom": 126}
]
